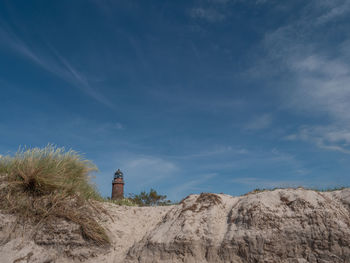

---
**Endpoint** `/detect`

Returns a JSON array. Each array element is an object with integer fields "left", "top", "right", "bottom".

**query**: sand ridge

[{"left": 1, "top": 188, "right": 350, "bottom": 262}]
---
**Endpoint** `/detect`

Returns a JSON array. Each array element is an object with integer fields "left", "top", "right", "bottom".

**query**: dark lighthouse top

[{"left": 114, "top": 169, "right": 124, "bottom": 180}]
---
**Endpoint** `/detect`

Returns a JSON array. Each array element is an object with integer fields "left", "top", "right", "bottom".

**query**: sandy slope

[
  {"left": 1, "top": 188, "right": 350, "bottom": 262},
  {"left": 126, "top": 189, "right": 350, "bottom": 262},
  {"left": 0, "top": 203, "right": 172, "bottom": 263},
  {"left": 87, "top": 204, "right": 173, "bottom": 263}
]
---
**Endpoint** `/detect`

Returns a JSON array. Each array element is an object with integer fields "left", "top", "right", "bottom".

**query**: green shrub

[
  {"left": 0, "top": 145, "right": 109, "bottom": 245},
  {"left": 128, "top": 188, "right": 172, "bottom": 206}
]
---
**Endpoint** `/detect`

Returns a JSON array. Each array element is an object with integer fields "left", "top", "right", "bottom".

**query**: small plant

[
  {"left": 0, "top": 145, "right": 109, "bottom": 245},
  {"left": 243, "top": 186, "right": 349, "bottom": 196},
  {"left": 128, "top": 188, "right": 172, "bottom": 206},
  {"left": 312, "top": 186, "right": 348, "bottom": 192},
  {"left": 105, "top": 197, "right": 138, "bottom": 206},
  {"left": 244, "top": 188, "right": 269, "bottom": 195}
]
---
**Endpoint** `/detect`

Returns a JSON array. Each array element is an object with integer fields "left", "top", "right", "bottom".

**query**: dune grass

[
  {"left": 0, "top": 145, "right": 109, "bottom": 245},
  {"left": 105, "top": 197, "right": 138, "bottom": 206},
  {"left": 244, "top": 186, "right": 349, "bottom": 196}
]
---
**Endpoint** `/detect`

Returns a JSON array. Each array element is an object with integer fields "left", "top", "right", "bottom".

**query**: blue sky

[{"left": 1, "top": 0, "right": 350, "bottom": 200}]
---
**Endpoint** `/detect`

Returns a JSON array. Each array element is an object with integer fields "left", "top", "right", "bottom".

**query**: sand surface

[
  {"left": 0, "top": 203, "right": 172, "bottom": 263},
  {"left": 1, "top": 188, "right": 350, "bottom": 262}
]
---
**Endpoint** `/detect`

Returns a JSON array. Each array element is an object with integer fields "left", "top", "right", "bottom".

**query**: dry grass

[
  {"left": 181, "top": 193, "right": 222, "bottom": 214},
  {"left": 0, "top": 145, "right": 109, "bottom": 245},
  {"left": 244, "top": 186, "right": 349, "bottom": 196},
  {"left": 196, "top": 193, "right": 222, "bottom": 206},
  {"left": 106, "top": 198, "right": 138, "bottom": 206}
]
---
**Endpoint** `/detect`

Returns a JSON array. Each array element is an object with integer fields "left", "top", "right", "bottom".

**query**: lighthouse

[{"left": 112, "top": 169, "right": 124, "bottom": 200}]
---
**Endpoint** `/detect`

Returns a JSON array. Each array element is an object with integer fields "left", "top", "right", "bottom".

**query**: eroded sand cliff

[{"left": 1, "top": 188, "right": 350, "bottom": 263}]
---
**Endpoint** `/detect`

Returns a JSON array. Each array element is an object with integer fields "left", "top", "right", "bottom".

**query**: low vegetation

[
  {"left": 104, "top": 189, "right": 173, "bottom": 207},
  {"left": 244, "top": 186, "right": 349, "bottom": 196},
  {"left": 128, "top": 188, "right": 172, "bottom": 206},
  {"left": 0, "top": 145, "right": 109, "bottom": 245},
  {"left": 313, "top": 186, "right": 348, "bottom": 192},
  {"left": 106, "top": 197, "right": 138, "bottom": 206},
  {"left": 180, "top": 193, "right": 222, "bottom": 214}
]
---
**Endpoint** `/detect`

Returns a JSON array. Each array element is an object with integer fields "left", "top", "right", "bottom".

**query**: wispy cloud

[
  {"left": 230, "top": 177, "right": 305, "bottom": 188},
  {"left": 120, "top": 156, "right": 179, "bottom": 188},
  {"left": 316, "top": 0, "right": 350, "bottom": 24},
  {"left": 72, "top": 118, "right": 124, "bottom": 135},
  {"left": 0, "top": 24, "right": 113, "bottom": 108},
  {"left": 288, "top": 55, "right": 350, "bottom": 122},
  {"left": 244, "top": 113, "right": 273, "bottom": 131},
  {"left": 261, "top": 1, "right": 350, "bottom": 122},
  {"left": 286, "top": 126, "right": 350, "bottom": 154},
  {"left": 189, "top": 7, "right": 226, "bottom": 22},
  {"left": 257, "top": 0, "right": 350, "bottom": 153},
  {"left": 193, "top": 147, "right": 305, "bottom": 175},
  {"left": 168, "top": 173, "right": 217, "bottom": 200},
  {"left": 170, "top": 146, "right": 248, "bottom": 160},
  {"left": 284, "top": 53, "right": 350, "bottom": 154}
]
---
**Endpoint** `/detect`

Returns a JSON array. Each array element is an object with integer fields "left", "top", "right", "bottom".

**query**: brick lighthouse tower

[{"left": 112, "top": 169, "right": 124, "bottom": 200}]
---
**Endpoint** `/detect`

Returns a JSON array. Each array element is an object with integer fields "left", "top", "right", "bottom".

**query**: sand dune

[{"left": 1, "top": 188, "right": 350, "bottom": 262}]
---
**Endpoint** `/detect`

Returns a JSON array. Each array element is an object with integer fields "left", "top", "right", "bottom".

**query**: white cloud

[
  {"left": 282, "top": 54, "right": 350, "bottom": 154},
  {"left": 258, "top": 0, "right": 350, "bottom": 153},
  {"left": 316, "top": 0, "right": 350, "bottom": 24},
  {"left": 261, "top": 1, "right": 350, "bottom": 123},
  {"left": 287, "top": 126, "right": 350, "bottom": 154},
  {"left": 244, "top": 113, "right": 273, "bottom": 131},
  {"left": 113, "top": 122, "right": 124, "bottom": 130},
  {"left": 189, "top": 7, "right": 225, "bottom": 22},
  {"left": 120, "top": 156, "right": 179, "bottom": 186},
  {"left": 291, "top": 55, "right": 349, "bottom": 77},
  {"left": 288, "top": 56, "right": 350, "bottom": 122}
]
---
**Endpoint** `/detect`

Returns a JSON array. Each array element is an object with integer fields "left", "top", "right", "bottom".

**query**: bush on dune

[
  {"left": 129, "top": 188, "right": 172, "bottom": 206},
  {"left": 0, "top": 145, "right": 109, "bottom": 245}
]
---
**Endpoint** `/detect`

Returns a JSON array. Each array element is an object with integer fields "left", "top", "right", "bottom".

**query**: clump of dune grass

[
  {"left": 243, "top": 186, "right": 349, "bottom": 196},
  {"left": 0, "top": 145, "right": 109, "bottom": 245},
  {"left": 105, "top": 197, "right": 138, "bottom": 206},
  {"left": 312, "top": 186, "right": 348, "bottom": 192}
]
